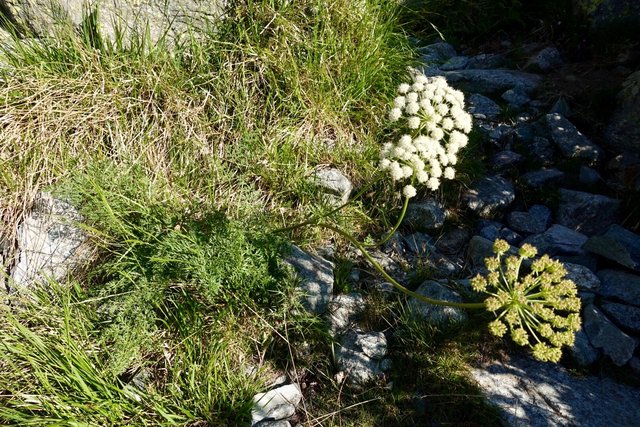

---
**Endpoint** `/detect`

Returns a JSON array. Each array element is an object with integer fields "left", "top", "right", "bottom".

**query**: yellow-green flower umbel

[{"left": 472, "top": 239, "right": 581, "bottom": 363}]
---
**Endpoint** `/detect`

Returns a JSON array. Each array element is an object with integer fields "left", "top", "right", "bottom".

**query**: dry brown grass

[{"left": 0, "top": 58, "right": 220, "bottom": 243}]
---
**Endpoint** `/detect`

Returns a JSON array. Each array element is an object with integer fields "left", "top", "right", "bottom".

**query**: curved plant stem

[
  {"left": 274, "top": 176, "right": 382, "bottom": 234},
  {"left": 363, "top": 195, "right": 409, "bottom": 248},
  {"left": 318, "top": 222, "right": 485, "bottom": 310}
]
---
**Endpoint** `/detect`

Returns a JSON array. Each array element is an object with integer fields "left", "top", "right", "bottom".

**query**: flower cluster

[
  {"left": 380, "top": 72, "right": 473, "bottom": 198},
  {"left": 471, "top": 239, "right": 581, "bottom": 363}
]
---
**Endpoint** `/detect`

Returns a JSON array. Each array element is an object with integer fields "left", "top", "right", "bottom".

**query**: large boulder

[
  {"left": 472, "top": 353, "right": 640, "bottom": 426},
  {"left": 0, "top": 0, "right": 227, "bottom": 45}
]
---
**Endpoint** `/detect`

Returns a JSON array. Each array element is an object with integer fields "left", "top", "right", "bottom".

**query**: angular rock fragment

[
  {"left": 556, "top": 189, "right": 620, "bottom": 236},
  {"left": 441, "top": 69, "right": 541, "bottom": 95},
  {"left": 407, "top": 280, "right": 467, "bottom": 325},
  {"left": 463, "top": 175, "right": 515, "bottom": 218},
  {"left": 583, "top": 304, "right": 636, "bottom": 366},
  {"left": 584, "top": 225, "right": 640, "bottom": 271},
  {"left": 311, "top": 167, "right": 353, "bottom": 206},
  {"left": 507, "top": 204, "right": 552, "bottom": 235},
  {"left": 596, "top": 269, "right": 640, "bottom": 307},
  {"left": 336, "top": 331, "right": 389, "bottom": 387},
  {"left": 403, "top": 199, "right": 446, "bottom": 232},
  {"left": 10, "top": 192, "right": 90, "bottom": 293},
  {"left": 546, "top": 113, "right": 602, "bottom": 162},
  {"left": 285, "top": 245, "right": 334, "bottom": 314},
  {"left": 252, "top": 384, "right": 302, "bottom": 425}
]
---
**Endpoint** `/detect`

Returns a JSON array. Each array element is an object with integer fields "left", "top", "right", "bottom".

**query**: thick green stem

[
  {"left": 318, "top": 222, "right": 485, "bottom": 310},
  {"left": 363, "top": 195, "right": 409, "bottom": 248}
]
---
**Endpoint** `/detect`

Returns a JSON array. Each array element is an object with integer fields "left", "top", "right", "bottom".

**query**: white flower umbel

[
  {"left": 380, "top": 72, "right": 473, "bottom": 198},
  {"left": 403, "top": 185, "right": 417, "bottom": 198}
]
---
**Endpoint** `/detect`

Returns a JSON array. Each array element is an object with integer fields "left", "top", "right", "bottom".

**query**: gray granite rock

[
  {"left": 525, "top": 136, "right": 556, "bottom": 166},
  {"left": 606, "top": 70, "right": 640, "bottom": 154},
  {"left": 418, "top": 42, "right": 457, "bottom": 64},
  {"left": 402, "top": 233, "right": 436, "bottom": 256},
  {"left": 521, "top": 168, "right": 565, "bottom": 188},
  {"left": 467, "top": 93, "right": 501, "bottom": 119},
  {"left": 507, "top": 205, "right": 552, "bottom": 235},
  {"left": 527, "top": 47, "right": 563, "bottom": 72},
  {"left": 498, "top": 228, "right": 523, "bottom": 246},
  {"left": 583, "top": 304, "right": 636, "bottom": 366},
  {"left": 463, "top": 175, "right": 515, "bottom": 218},
  {"left": 522, "top": 225, "right": 588, "bottom": 257},
  {"left": 369, "top": 249, "right": 405, "bottom": 281},
  {"left": 251, "top": 384, "right": 302, "bottom": 425},
  {"left": 513, "top": 121, "right": 537, "bottom": 143},
  {"left": 10, "top": 192, "right": 90, "bottom": 293},
  {"left": 556, "top": 189, "right": 620, "bottom": 236},
  {"left": 570, "top": 328, "right": 600, "bottom": 366},
  {"left": 472, "top": 353, "right": 640, "bottom": 426},
  {"left": 563, "top": 263, "right": 600, "bottom": 291},
  {"left": 596, "top": 269, "right": 640, "bottom": 307},
  {"left": 546, "top": 113, "right": 602, "bottom": 162},
  {"left": 311, "top": 167, "right": 353, "bottom": 206},
  {"left": 501, "top": 87, "right": 530, "bottom": 107},
  {"left": 584, "top": 225, "right": 640, "bottom": 271},
  {"left": 468, "top": 235, "right": 515, "bottom": 271},
  {"left": 578, "top": 165, "right": 601, "bottom": 184},
  {"left": 326, "top": 293, "right": 364, "bottom": 335},
  {"left": 466, "top": 53, "right": 507, "bottom": 69},
  {"left": 556, "top": 254, "right": 599, "bottom": 272},
  {"left": 440, "top": 55, "right": 469, "bottom": 71},
  {"left": 0, "top": 0, "right": 226, "bottom": 46},
  {"left": 579, "top": 291, "right": 597, "bottom": 305},
  {"left": 381, "top": 231, "right": 405, "bottom": 255},
  {"left": 403, "top": 199, "right": 446, "bottom": 232},
  {"left": 600, "top": 301, "right": 640, "bottom": 333},
  {"left": 407, "top": 280, "right": 467, "bottom": 325},
  {"left": 491, "top": 150, "right": 523, "bottom": 170},
  {"left": 441, "top": 69, "right": 542, "bottom": 95},
  {"left": 488, "top": 123, "right": 513, "bottom": 142},
  {"left": 478, "top": 221, "right": 502, "bottom": 242},
  {"left": 336, "top": 331, "right": 389, "bottom": 386},
  {"left": 423, "top": 252, "right": 461, "bottom": 278},
  {"left": 285, "top": 245, "right": 334, "bottom": 314},
  {"left": 253, "top": 421, "right": 291, "bottom": 427},
  {"left": 436, "top": 228, "right": 470, "bottom": 255}
]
